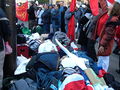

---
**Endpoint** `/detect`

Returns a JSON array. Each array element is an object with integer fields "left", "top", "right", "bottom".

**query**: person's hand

[
  {"left": 98, "top": 46, "right": 105, "bottom": 55},
  {"left": 5, "top": 42, "right": 13, "bottom": 55}
]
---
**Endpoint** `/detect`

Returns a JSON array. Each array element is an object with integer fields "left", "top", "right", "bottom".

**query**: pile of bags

[{"left": 3, "top": 30, "right": 120, "bottom": 90}]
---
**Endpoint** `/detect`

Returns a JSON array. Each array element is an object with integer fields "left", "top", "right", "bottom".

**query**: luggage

[
  {"left": 17, "top": 44, "right": 30, "bottom": 58},
  {"left": 17, "top": 34, "right": 26, "bottom": 44}
]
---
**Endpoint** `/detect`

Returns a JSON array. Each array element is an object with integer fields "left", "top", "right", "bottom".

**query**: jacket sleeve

[
  {"left": 74, "top": 10, "right": 82, "bottom": 21},
  {"left": 99, "top": 25, "right": 116, "bottom": 47},
  {"left": 0, "top": 20, "right": 11, "bottom": 42},
  {"left": 65, "top": 10, "right": 72, "bottom": 20}
]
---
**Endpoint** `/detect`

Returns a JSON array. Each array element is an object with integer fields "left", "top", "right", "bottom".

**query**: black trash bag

[{"left": 17, "top": 34, "right": 26, "bottom": 44}]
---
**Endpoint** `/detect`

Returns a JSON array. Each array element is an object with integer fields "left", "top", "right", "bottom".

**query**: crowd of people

[
  {"left": 0, "top": 0, "right": 120, "bottom": 89},
  {"left": 27, "top": 1, "right": 89, "bottom": 33},
  {"left": 27, "top": 0, "right": 120, "bottom": 73}
]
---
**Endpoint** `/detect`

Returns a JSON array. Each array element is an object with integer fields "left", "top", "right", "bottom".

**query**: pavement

[{"left": 108, "top": 53, "right": 120, "bottom": 82}]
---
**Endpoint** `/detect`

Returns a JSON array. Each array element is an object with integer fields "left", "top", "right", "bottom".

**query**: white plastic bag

[
  {"left": 38, "top": 40, "right": 58, "bottom": 53},
  {"left": 15, "top": 55, "right": 30, "bottom": 75}
]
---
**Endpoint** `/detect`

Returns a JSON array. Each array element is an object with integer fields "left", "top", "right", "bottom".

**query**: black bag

[{"left": 17, "top": 34, "right": 26, "bottom": 44}]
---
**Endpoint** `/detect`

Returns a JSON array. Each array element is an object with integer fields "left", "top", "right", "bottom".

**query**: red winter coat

[
  {"left": 115, "top": 26, "right": 120, "bottom": 48},
  {"left": 91, "top": 0, "right": 119, "bottom": 56},
  {"left": 93, "top": 14, "right": 119, "bottom": 56},
  {"left": 98, "top": 16, "right": 119, "bottom": 56}
]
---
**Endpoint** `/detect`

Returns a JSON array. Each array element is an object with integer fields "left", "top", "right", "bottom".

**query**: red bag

[{"left": 17, "top": 44, "right": 29, "bottom": 58}]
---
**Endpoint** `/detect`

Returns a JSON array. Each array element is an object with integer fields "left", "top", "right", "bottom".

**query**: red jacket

[
  {"left": 91, "top": 0, "right": 119, "bottom": 56},
  {"left": 98, "top": 16, "right": 119, "bottom": 56},
  {"left": 115, "top": 26, "right": 120, "bottom": 48},
  {"left": 92, "top": 0, "right": 108, "bottom": 40}
]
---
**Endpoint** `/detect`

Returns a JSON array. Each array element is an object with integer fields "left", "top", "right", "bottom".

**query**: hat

[
  {"left": 107, "top": 0, "right": 120, "bottom": 7},
  {"left": 81, "top": 4, "right": 87, "bottom": 8},
  {"left": 38, "top": 5, "right": 43, "bottom": 8},
  {"left": 76, "top": 3, "right": 80, "bottom": 8}
]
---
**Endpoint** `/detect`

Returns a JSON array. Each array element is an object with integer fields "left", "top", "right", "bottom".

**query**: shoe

[{"left": 116, "top": 69, "right": 120, "bottom": 74}]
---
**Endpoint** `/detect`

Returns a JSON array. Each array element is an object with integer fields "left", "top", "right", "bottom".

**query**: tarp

[{"left": 16, "top": 1, "right": 28, "bottom": 21}]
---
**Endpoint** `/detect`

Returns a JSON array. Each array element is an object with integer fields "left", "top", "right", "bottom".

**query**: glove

[{"left": 5, "top": 42, "right": 13, "bottom": 55}]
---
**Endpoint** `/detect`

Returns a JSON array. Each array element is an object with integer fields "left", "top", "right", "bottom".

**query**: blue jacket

[
  {"left": 41, "top": 9, "right": 51, "bottom": 24},
  {"left": 51, "top": 9, "right": 60, "bottom": 29}
]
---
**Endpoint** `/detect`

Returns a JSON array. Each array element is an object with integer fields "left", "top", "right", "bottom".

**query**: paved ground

[{"left": 108, "top": 53, "right": 120, "bottom": 82}]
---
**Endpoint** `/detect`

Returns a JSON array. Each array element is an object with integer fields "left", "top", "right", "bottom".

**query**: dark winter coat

[
  {"left": 41, "top": 9, "right": 51, "bottom": 24},
  {"left": 51, "top": 9, "right": 60, "bottom": 29},
  {"left": 0, "top": 8, "right": 11, "bottom": 51},
  {"left": 27, "top": 5, "right": 36, "bottom": 20},
  {"left": 98, "top": 16, "right": 119, "bottom": 56}
]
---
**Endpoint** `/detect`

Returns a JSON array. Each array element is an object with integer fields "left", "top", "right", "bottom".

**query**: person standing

[
  {"left": 27, "top": 2, "right": 36, "bottom": 29},
  {"left": 59, "top": 1, "right": 67, "bottom": 32},
  {"left": 41, "top": 4, "right": 51, "bottom": 34},
  {"left": 36, "top": 6, "right": 44, "bottom": 26},
  {"left": 93, "top": 1, "right": 120, "bottom": 72},
  {"left": 0, "top": 8, "right": 12, "bottom": 88},
  {"left": 51, "top": 4, "right": 60, "bottom": 32}
]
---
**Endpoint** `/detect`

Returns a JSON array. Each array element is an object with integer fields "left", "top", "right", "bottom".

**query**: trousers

[{"left": 0, "top": 49, "right": 5, "bottom": 88}]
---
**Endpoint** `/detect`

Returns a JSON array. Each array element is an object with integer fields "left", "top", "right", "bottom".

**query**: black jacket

[
  {"left": 41, "top": 9, "right": 51, "bottom": 24},
  {"left": 0, "top": 8, "right": 11, "bottom": 51},
  {"left": 27, "top": 5, "right": 36, "bottom": 20}
]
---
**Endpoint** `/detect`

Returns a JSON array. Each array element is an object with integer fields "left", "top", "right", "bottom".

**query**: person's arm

[
  {"left": 0, "top": 20, "right": 11, "bottom": 42},
  {"left": 100, "top": 17, "right": 118, "bottom": 47},
  {"left": 65, "top": 9, "right": 74, "bottom": 20},
  {"left": 98, "top": 17, "right": 118, "bottom": 54}
]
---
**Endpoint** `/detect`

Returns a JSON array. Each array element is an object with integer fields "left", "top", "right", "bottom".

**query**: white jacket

[{"left": 36, "top": 10, "right": 44, "bottom": 25}]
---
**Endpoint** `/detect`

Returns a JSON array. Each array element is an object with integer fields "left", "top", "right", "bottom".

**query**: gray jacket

[{"left": 64, "top": 8, "right": 82, "bottom": 25}]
